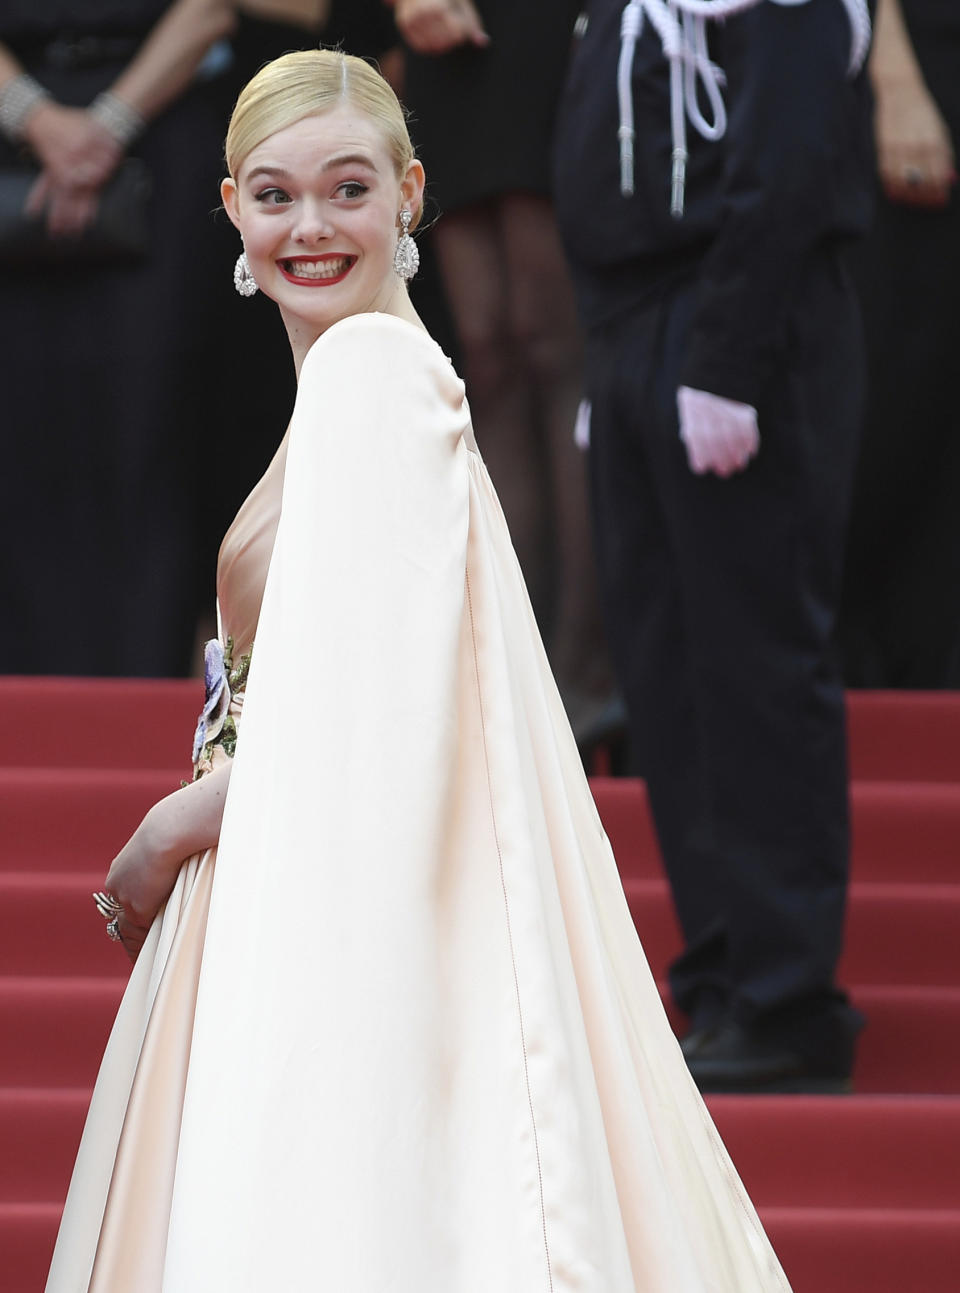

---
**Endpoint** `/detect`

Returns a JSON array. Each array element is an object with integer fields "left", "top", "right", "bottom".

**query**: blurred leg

[
  {"left": 844, "top": 195, "right": 960, "bottom": 686},
  {"left": 587, "top": 310, "right": 732, "bottom": 1028},
  {"left": 648, "top": 264, "right": 860, "bottom": 1044},
  {"left": 498, "top": 192, "right": 612, "bottom": 711},
  {"left": 432, "top": 203, "right": 547, "bottom": 612}
]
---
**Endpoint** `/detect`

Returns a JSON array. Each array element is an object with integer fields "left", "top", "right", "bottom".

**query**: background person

[
  {"left": 554, "top": 0, "right": 874, "bottom": 1092},
  {"left": 0, "top": 0, "right": 237, "bottom": 676},
  {"left": 395, "top": 0, "right": 616, "bottom": 744},
  {"left": 841, "top": 0, "right": 960, "bottom": 687}
]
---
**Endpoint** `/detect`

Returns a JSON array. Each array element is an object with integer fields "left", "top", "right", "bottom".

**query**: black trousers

[{"left": 585, "top": 252, "right": 864, "bottom": 1047}]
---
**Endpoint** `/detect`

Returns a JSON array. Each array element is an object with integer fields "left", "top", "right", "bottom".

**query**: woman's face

[{"left": 223, "top": 105, "right": 424, "bottom": 346}]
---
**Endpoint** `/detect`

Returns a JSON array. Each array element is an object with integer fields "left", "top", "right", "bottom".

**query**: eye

[
  {"left": 254, "top": 187, "right": 292, "bottom": 205},
  {"left": 337, "top": 181, "right": 369, "bottom": 200}
]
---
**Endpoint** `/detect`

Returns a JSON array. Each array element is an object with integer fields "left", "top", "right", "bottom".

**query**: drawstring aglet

[
  {"left": 670, "top": 145, "right": 687, "bottom": 218},
  {"left": 618, "top": 125, "right": 636, "bottom": 197}
]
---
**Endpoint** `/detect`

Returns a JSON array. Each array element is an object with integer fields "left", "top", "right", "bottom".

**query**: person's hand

[
  {"left": 103, "top": 805, "right": 183, "bottom": 960},
  {"left": 22, "top": 102, "right": 124, "bottom": 236},
  {"left": 24, "top": 171, "right": 101, "bottom": 237},
  {"left": 23, "top": 101, "right": 123, "bottom": 189},
  {"left": 677, "top": 385, "right": 760, "bottom": 478},
  {"left": 874, "top": 75, "right": 956, "bottom": 208},
  {"left": 392, "top": 0, "right": 490, "bottom": 54}
]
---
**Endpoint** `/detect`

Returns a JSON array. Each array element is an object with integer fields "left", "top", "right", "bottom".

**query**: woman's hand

[
  {"left": 393, "top": 0, "right": 490, "bottom": 55},
  {"left": 24, "top": 171, "right": 102, "bottom": 238},
  {"left": 104, "top": 804, "right": 185, "bottom": 957},
  {"left": 22, "top": 102, "right": 124, "bottom": 236},
  {"left": 101, "top": 760, "right": 232, "bottom": 960},
  {"left": 24, "top": 101, "right": 123, "bottom": 188},
  {"left": 874, "top": 74, "right": 957, "bottom": 208},
  {"left": 869, "top": 0, "right": 956, "bottom": 209}
]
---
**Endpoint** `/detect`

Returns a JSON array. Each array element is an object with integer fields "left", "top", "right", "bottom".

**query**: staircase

[{"left": 2, "top": 680, "right": 958, "bottom": 1291}]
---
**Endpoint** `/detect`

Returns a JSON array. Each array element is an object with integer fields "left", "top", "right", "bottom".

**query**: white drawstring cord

[
  {"left": 617, "top": 0, "right": 757, "bottom": 213},
  {"left": 617, "top": 2, "right": 644, "bottom": 196},
  {"left": 617, "top": 0, "right": 873, "bottom": 214}
]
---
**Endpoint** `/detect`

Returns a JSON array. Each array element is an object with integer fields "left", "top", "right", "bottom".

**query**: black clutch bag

[{"left": 0, "top": 157, "right": 152, "bottom": 265}]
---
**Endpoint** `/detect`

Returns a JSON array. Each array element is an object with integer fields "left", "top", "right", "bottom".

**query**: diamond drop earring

[
  {"left": 393, "top": 210, "right": 419, "bottom": 283},
  {"left": 233, "top": 250, "right": 258, "bottom": 297}
]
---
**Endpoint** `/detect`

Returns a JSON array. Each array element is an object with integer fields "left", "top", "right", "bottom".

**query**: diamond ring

[{"left": 93, "top": 891, "right": 125, "bottom": 940}]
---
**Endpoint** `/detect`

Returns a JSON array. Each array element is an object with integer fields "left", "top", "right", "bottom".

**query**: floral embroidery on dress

[{"left": 191, "top": 635, "right": 251, "bottom": 778}]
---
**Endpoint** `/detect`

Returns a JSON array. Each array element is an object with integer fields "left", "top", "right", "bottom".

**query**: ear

[
  {"left": 400, "top": 160, "right": 426, "bottom": 229},
  {"left": 221, "top": 176, "right": 242, "bottom": 232}
]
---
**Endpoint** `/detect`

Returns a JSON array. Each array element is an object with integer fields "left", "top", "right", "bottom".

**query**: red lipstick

[{"left": 277, "top": 255, "right": 356, "bottom": 286}]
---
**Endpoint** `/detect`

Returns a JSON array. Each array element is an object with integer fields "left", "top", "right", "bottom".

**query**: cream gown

[{"left": 46, "top": 312, "right": 791, "bottom": 1292}]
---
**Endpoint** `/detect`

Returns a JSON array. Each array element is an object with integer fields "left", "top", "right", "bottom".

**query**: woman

[
  {"left": 396, "top": 0, "right": 616, "bottom": 743},
  {"left": 841, "top": 0, "right": 960, "bottom": 687},
  {"left": 49, "top": 50, "right": 791, "bottom": 1292},
  {"left": 0, "top": 0, "right": 239, "bottom": 676}
]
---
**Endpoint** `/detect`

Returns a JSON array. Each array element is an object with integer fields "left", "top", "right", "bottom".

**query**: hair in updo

[{"left": 225, "top": 49, "right": 422, "bottom": 227}]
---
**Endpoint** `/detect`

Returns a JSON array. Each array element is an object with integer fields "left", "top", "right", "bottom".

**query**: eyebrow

[
  {"left": 245, "top": 153, "right": 379, "bottom": 183},
  {"left": 322, "top": 152, "right": 379, "bottom": 173}
]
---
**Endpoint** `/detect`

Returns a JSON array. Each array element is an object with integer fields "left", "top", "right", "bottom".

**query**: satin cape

[{"left": 46, "top": 313, "right": 791, "bottom": 1292}]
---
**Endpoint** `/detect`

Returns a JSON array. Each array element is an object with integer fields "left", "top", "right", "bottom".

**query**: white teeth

[{"left": 283, "top": 257, "right": 351, "bottom": 279}]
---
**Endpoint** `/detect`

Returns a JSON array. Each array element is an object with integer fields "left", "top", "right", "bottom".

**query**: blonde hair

[{"left": 225, "top": 50, "right": 421, "bottom": 224}]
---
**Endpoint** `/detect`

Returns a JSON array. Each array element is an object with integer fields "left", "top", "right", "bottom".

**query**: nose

[{"left": 292, "top": 197, "right": 334, "bottom": 244}]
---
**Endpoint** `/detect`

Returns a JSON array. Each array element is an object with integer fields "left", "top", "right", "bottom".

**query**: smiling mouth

[{"left": 278, "top": 255, "right": 356, "bottom": 283}]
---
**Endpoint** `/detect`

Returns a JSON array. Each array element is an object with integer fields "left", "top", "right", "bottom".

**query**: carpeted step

[
  {"left": 847, "top": 692, "right": 960, "bottom": 783},
  {"left": 0, "top": 767, "right": 187, "bottom": 874},
  {"left": 0, "top": 677, "right": 200, "bottom": 770},
  {"left": 847, "top": 782, "right": 960, "bottom": 885},
  {"left": 6, "top": 1091, "right": 959, "bottom": 1293},
  {"left": 3, "top": 975, "right": 958, "bottom": 1093},
  {"left": 2, "top": 679, "right": 958, "bottom": 1293},
  {"left": 660, "top": 985, "right": 960, "bottom": 1096},
  {"left": 592, "top": 777, "right": 960, "bottom": 884},
  {"left": 4, "top": 1197, "right": 958, "bottom": 1293},
  {"left": 4, "top": 770, "right": 958, "bottom": 885},
  {"left": 707, "top": 1095, "right": 960, "bottom": 1209},
  {"left": 0, "top": 1089, "right": 89, "bottom": 1205},
  {"left": 1, "top": 1202, "right": 60, "bottom": 1293},
  {"left": 0, "top": 978, "right": 124, "bottom": 1088},
  {"left": 762, "top": 1207, "right": 960, "bottom": 1293},
  {"left": 3, "top": 871, "right": 956, "bottom": 989},
  {"left": 4, "top": 682, "right": 960, "bottom": 781},
  {"left": 658, "top": 984, "right": 960, "bottom": 1095},
  {"left": 624, "top": 880, "right": 960, "bottom": 989},
  {"left": 0, "top": 874, "right": 132, "bottom": 978},
  {"left": 7, "top": 1087, "right": 955, "bottom": 1213}
]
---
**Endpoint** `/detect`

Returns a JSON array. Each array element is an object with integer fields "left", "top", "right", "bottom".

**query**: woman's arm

[
  {"left": 870, "top": 0, "right": 956, "bottom": 208},
  {"left": 0, "top": 0, "right": 236, "bottom": 235},
  {"left": 102, "top": 0, "right": 237, "bottom": 124},
  {"left": 105, "top": 759, "right": 233, "bottom": 958}
]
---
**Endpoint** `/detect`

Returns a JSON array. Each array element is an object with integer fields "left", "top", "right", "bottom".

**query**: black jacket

[{"left": 554, "top": 0, "right": 875, "bottom": 406}]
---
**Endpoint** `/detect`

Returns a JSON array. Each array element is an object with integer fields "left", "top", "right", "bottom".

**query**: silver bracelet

[
  {"left": 0, "top": 73, "right": 52, "bottom": 144},
  {"left": 89, "top": 91, "right": 146, "bottom": 147}
]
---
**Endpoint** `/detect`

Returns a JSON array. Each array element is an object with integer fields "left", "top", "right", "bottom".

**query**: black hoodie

[{"left": 554, "top": 0, "right": 875, "bottom": 407}]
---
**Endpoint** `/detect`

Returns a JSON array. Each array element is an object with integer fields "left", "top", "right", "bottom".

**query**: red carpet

[{"left": 1, "top": 679, "right": 958, "bottom": 1291}]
